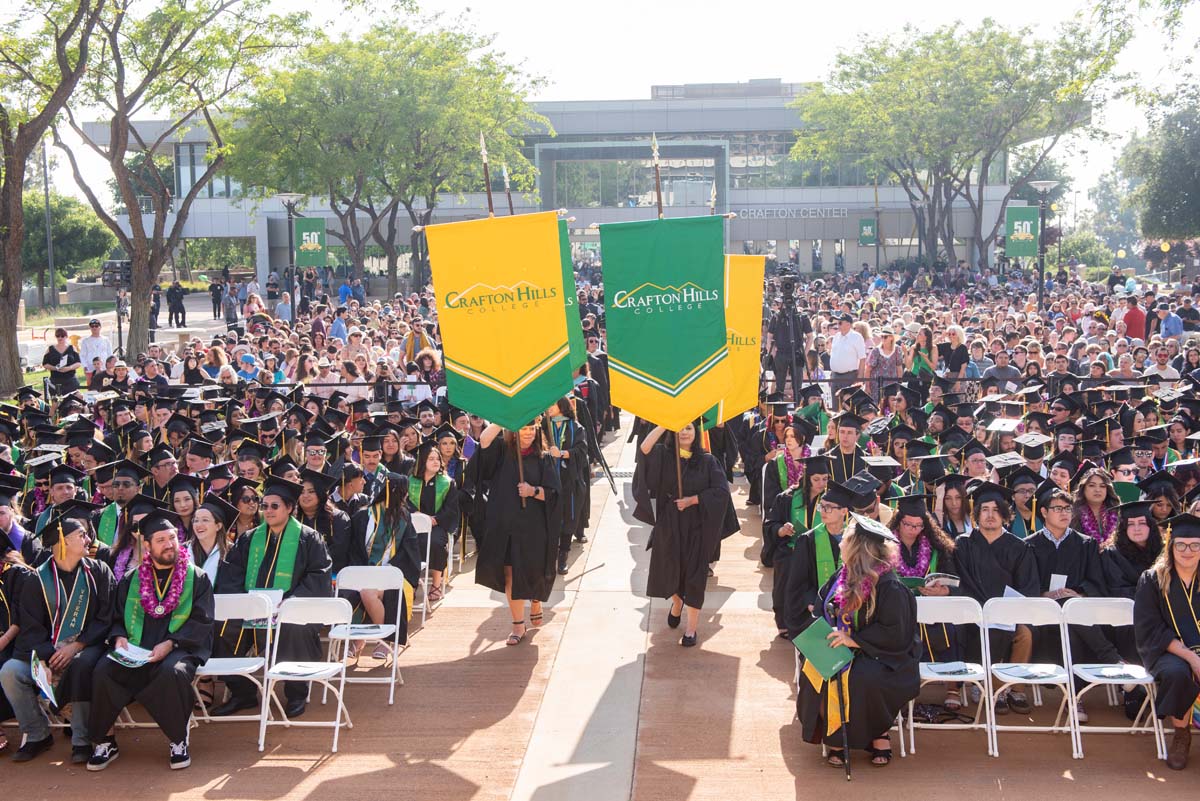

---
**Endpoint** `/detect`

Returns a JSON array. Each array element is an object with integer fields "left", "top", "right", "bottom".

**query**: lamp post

[
  {"left": 1029, "top": 180, "right": 1059, "bottom": 317},
  {"left": 275, "top": 193, "right": 304, "bottom": 319}
]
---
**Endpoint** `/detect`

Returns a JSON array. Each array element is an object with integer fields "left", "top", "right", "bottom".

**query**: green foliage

[
  {"left": 1011, "top": 154, "right": 1073, "bottom": 207},
  {"left": 1123, "top": 93, "right": 1200, "bottom": 238},
  {"left": 178, "top": 237, "right": 255, "bottom": 273},
  {"left": 793, "top": 18, "right": 1127, "bottom": 266},
  {"left": 1058, "top": 227, "right": 1115, "bottom": 271},
  {"left": 20, "top": 191, "right": 116, "bottom": 280}
]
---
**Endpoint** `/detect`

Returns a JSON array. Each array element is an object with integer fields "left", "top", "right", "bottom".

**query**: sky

[{"left": 52, "top": 0, "right": 1200, "bottom": 218}]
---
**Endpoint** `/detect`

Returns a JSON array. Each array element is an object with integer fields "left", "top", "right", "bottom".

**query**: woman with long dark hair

[
  {"left": 635, "top": 421, "right": 739, "bottom": 647},
  {"left": 545, "top": 398, "right": 590, "bottom": 576},
  {"left": 297, "top": 469, "right": 352, "bottom": 574},
  {"left": 763, "top": 455, "right": 829, "bottom": 636},
  {"left": 405, "top": 439, "right": 461, "bottom": 603},
  {"left": 1071, "top": 467, "right": 1121, "bottom": 545},
  {"left": 473, "top": 420, "right": 562, "bottom": 646},
  {"left": 1133, "top": 512, "right": 1200, "bottom": 770},
  {"left": 762, "top": 418, "right": 816, "bottom": 517},
  {"left": 796, "top": 514, "right": 919, "bottom": 768}
]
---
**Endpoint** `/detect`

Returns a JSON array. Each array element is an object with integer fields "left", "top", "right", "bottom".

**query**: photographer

[{"left": 764, "top": 271, "right": 812, "bottom": 399}]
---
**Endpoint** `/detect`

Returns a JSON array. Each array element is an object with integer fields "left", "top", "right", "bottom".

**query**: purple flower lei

[
  {"left": 1078, "top": 505, "right": 1118, "bottom": 544},
  {"left": 896, "top": 534, "right": 932, "bottom": 577},
  {"left": 138, "top": 542, "right": 190, "bottom": 618},
  {"left": 782, "top": 444, "right": 811, "bottom": 487},
  {"left": 832, "top": 561, "right": 890, "bottom": 614}
]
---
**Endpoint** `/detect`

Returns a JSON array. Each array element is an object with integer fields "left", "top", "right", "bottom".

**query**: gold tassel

[
  {"left": 1165, "top": 522, "right": 1172, "bottom": 549},
  {"left": 56, "top": 523, "right": 65, "bottom": 560}
]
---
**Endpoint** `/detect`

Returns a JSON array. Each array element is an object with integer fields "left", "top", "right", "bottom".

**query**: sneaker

[
  {"left": 11, "top": 734, "right": 53, "bottom": 763},
  {"left": 86, "top": 740, "right": 119, "bottom": 771},
  {"left": 1007, "top": 691, "right": 1032, "bottom": 715},
  {"left": 967, "top": 685, "right": 982, "bottom": 705},
  {"left": 1075, "top": 703, "right": 1089, "bottom": 724},
  {"left": 994, "top": 697, "right": 1010, "bottom": 716},
  {"left": 169, "top": 740, "right": 190, "bottom": 770}
]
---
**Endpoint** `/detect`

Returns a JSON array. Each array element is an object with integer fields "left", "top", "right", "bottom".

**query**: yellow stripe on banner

[
  {"left": 610, "top": 352, "right": 730, "bottom": 432},
  {"left": 609, "top": 344, "right": 728, "bottom": 391},
  {"left": 717, "top": 254, "right": 766, "bottom": 424},
  {"left": 802, "top": 656, "right": 851, "bottom": 737},
  {"left": 446, "top": 343, "right": 571, "bottom": 396}
]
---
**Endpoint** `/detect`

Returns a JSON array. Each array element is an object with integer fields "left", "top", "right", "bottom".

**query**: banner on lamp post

[
  {"left": 294, "top": 217, "right": 326, "bottom": 268},
  {"left": 1004, "top": 206, "right": 1039, "bottom": 258},
  {"left": 858, "top": 218, "right": 877, "bottom": 246}
]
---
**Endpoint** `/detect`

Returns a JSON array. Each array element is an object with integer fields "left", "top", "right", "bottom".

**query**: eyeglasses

[
  {"left": 239, "top": 495, "right": 260, "bottom": 505},
  {"left": 112, "top": 479, "right": 138, "bottom": 488},
  {"left": 1172, "top": 541, "right": 1200, "bottom": 553},
  {"left": 1045, "top": 505, "right": 1072, "bottom": 514},
  {"left": 261, "top": 501, "right": 286, "bottom": 511}
]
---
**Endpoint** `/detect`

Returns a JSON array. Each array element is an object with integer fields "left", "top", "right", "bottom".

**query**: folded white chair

[
  {"left": 327, "top": 565, "right": 406, "bottom": 704},
  {"left": 194, "top": 592, "right": 283, "bottom": 725}
]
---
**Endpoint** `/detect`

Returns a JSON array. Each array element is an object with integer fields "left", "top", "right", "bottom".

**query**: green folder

[
  {"left": 792, "top": 616, "right": 855, "bottom": 680},
  {"left": 899, "top": 575, "right": 927, "bottom": 590},
  {"left": 1114, "top": 481, "right": 1142, "bottom": 503}
]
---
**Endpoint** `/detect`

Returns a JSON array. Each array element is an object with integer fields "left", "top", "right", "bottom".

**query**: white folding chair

[
  {"left": 908, "top": 596, "right": 995, "bottom": 756},
  {"left": 258, "top": 597, "right": 353, "bottom": 753},
  {"left": 194, "top": 593, "right": 284, "bottom": 725},
  {"left": 982, "top": 597, "right": 1080, "bottom": 758},
  {"left": 1062, "top": 597, "right": 1166, "bottom": 760},
  {"left": 760, "top": 462, "right": 770, "bottom": 520},
  {"left": 327, "top": 565, "right": 406, "bottom": 704},
  {"left": 411, "top": 511, "right": 436, "bottom": 626}
]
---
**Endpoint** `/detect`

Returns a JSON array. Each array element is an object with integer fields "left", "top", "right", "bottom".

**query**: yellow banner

[{"left": 715, "top": 254, "right": 766, "bottom": 424}]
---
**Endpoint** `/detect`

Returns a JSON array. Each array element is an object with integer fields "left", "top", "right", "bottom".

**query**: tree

[
  {"left": 1123, "top": 93, "right": 1200, "bottom": 239},
  {"left": 0, "top": 0, "right": 104, "bottom": 393},
  {"left": 226, "top": 22, "right": 548, "bottom": 296},
  {"left": 1010, "top": 154, "right": 1072, "bottom": 208},
  {"left": 21, "top": 191, "right": 116, "bottom": 291},
  {"left": 54, "top": 0, "right": 306, "bottom": 358},
  {"left": 1089, "top": 149, "right": 1142, "bottom": 270},
  {"left": 1058, "top": 227, "right": 1115, "bottom": 270},
  {"left": 794, "top": 18, "right": 1126, "bottom": 269}
]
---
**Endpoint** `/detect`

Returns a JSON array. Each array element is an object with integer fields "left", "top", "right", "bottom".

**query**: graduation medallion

[{"left": 154, "top": 603, "right": 165, "bottom": 616}]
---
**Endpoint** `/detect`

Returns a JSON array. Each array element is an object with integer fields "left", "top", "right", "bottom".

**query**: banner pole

[
  {"left": 481, "top": 132, "right": 495, "bottom": 218},
  {"left": 503, "top": 163, "right": 515, "bottom": 216},
  {"left": 515, "top": 431, "right": 526, "bottom": 509},
  {"left": 674, "top": 431, "right": 683, "bottom": 498},
  {"left": 652, "top": 133, "right": 664, "bottom": 220}
]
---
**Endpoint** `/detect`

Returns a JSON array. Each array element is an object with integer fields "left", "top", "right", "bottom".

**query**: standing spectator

[
  {"left": 1157, "top": 303, "right": 1185, "bottom": 342},
  {"left": 165, "top": 280, "right": 187, "bottom": 327},
  {"left": 329, "top": 306, "right": 348, "bottom": 343},
  {"left": 828, "top": 312, "right": 867, "bottom": 398},
  {"left": 338, "top": 276, "right": 353, "bottom": 305},
  {"left": 862, "top": 326, "right": 903, "bottom": 401},
  {"left": 351, "top": 278, "right": 366, "bottom": 305},
  {"left": 79, "top": 319, "right": 113, "bottom": 381},
  {"left": 274, "top": 291, "right": 293, "bottom": 324},
  {"left": 222, "top": 285, "right": 240, "bottom": 333},
  {"left": 209, "top": 278, "right": 224, "bottom": 319},
  {"left": 149, "top": 285, "right": 162, "bottom": 336},
  {"left": 42, "top": 328, "right": 82, "bottom": 395}
]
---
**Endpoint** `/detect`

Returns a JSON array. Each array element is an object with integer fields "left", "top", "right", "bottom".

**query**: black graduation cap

[
  {"left": 434, "top": 423, "right": 463, "bottom": 444},
  {"left": 49, "top": 464, "right": 85, "bottom": 487},
  {"left": 167, "top": 473, "right": 203, "bottom": 497},
  {"left": 414, "top": 398, "right": 438, "bottom": 417},
  {"left": 1033, "top": 479, "right": 1068, "bottom": 509},
  {"left": 286, "top": 404, "right": 314, "bottom": 424},
  {"left": 847, "top": 389, "right": 878, "bottom": 415},
  {"left": 1085, "top": 415, "right": 1123, "bottom": 440},
  {"left": 184, "top": 435, "right": 216, "bottom": 461},
  {"left": 1106, "top": 445, "right": 1136, "bottom": 468},
  {"left": 1079, "top": 439, "right": 1106, "bottom": 460},
  {"left": 413, "top": 436, "right": 440, "bottom": 470},
  {"left": 952, "top": 403, "right": 977, "bottom": 420},
  {"left": 1003, "top": 465, "right": 1043, "bottom": 489},
  {"left": 91, "top": 460, "right": 119, "bottom": 486},
  {"left": 165, "top": 413, "right": 194, "bottom": 434},
  {"left": 1054, "top": 420, "right": 1084, "bottom": 439},
  {"left": 199, "top": 492, "right": 239, "bottom": 529},
  {"left": 1140, "top": 424, "right": 1171, "bottom": 444},
  {"left": 126, "top": 493, "right": 169, "bottom": 517},
  {"left": 1140, "top": 470, "right": 1184, "bottom": 498},
  {"left": 269, "top": 456, "right": 300, "bottom": 478},
  {"left": 844, "top": 470, "right": 882, "bottom": 507},
  {"left": 40, "top": 511, "right": 85, "bottom": 549},
  {"left": 904, "top": 439, "right": 935, "bottom": 459},
  {"left": 300, "top": 468, "right": 337, "bottom": 498},
  {"left": 820, "top": 480, "right": 857, "bottom": 509},
  {"left": 936, "top": 428, "right": 970, "bottom": 451},
  {"left": 146, "top": 443, "right": 177, "bottom": 467},
  {"left": 355, "top": 420, "right": 379, "bottom": 438},
  {"left": 933, "top": 472, "right": 973, "bottom": 493},
  {"left": 261, "top": 475, "right": 302, "bottom": 505},
  {"left": 1163, "top": 512, "right": 1200, "bottom": 540},
  {"left": 803, "top": 454, "right": 832, "bottom": 476},
  {"left": 304, "top": 429, "right": 332, "bottom": 447},
  {"left": 895, "top": 494, "right": 933, "bottom": 517},
  {"left": 15, "top": 386, "right": 42, "bottom": 401},
  {"left": 1050, "top": 393, "right": 1082, "bottom": 414},
  {"left": 88, "top": 440, "right": 116, "bottom": 464},
  {"left": 966, "top": 480, "right": 1013, "bottom": 508},
  {"left": 221, "top": 477, "right": 260, "bottom": 504},
  {"left": 834, "top": 411, "right": 867, "bottom": 430},
  {"left": 1133, "top": 435, "right": 1161, "bottom": 450},
  {"left": 386, "top": 400, "right": 408, "bottom": 415},
  {"left": 350, "top": 398, "right": 370, "bottom": 415},
  {"left": 205, "top": 460, "right": 236, "bottom": 483},
  {"left": 1047, "top": 451, "right": 1081, "bottom": 476},
  {"left": 360, "top": 434, "right": 383, "bottom": 452},
  {"left": 324, "top": 407, "right": 349, "bottom": 428},
  {"left": 1118, "top": 499, "right": 1156, "bottom": 520},
  {"left": 895, "top": 384, "right": 925, "bottom": 410},
  {"left": 959, "top": 440, "right": 992, "bottom": 461},
  {"left": 791, "top": 416, "right": 818, "bottom": 443},
  {"left": 798, "top": 385, "right": 824, "bottom": 403},
  {"left": 849, "top": 513, "right": 899, "bottom": 544},
  {"left": 113, "top": 458, "right": 151, "bottom": 481},
  {"left": 918, "top": 456, "right": 952, "bottom": 483},
  {"left": 136, "top": 508, "right": 182, "bottom": 540},
  {"left": 236, "top": 439, "right": 270, "bottom": 462}
]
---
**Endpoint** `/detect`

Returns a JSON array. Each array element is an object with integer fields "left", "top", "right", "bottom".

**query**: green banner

[
  {"left": 1004, "top": 206, "right": 1039, "bottom": 258},
  {"left": 858, "top": 218, "right": 877, "bottom": 246},
  {"left": 558, "top": 220, "right": 587, "bottom": 371},
  {"left": 600, "top": 215, "right": 730, "bottom": 431},
  {"left": 294, "top": 217, "right": 326, "bottom": 268}
]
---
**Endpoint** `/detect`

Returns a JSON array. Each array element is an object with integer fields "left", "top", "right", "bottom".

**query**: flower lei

[
  {"left": 30, "top": 486, "right": 48, "bottom": 516},
  {"left": 782, "top": 444, "right": 811, "bottom": 487},
  {"left": 832, "top": 560, "right": 891, "bottom": 616},
  {"left": 138, "top": 543, "right": 190, "bottom": 618},
  {"left": 1078, "top": 505, "right": 1119, "bottom": 544},
  {"left": 896, "top": 534, "right": 932, "bottom": 578}
]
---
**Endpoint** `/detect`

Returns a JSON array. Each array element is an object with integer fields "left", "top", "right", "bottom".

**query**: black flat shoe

[
  {"left": 574, "top": 534, "right": 588, "bottom": 543},
  {"left": 284, "top": 698, "right": 307, "bottom": 719},
  {"left": 557, "top": 553, "right": 569, "bottom": 575},
  {"left": 667, "top": 609, "right": 681, "bottom": 629},
  {"left": 12, "top": 734, "right": 53, "bottom": 763},
  {"left": 71, "top": 744, "right": 91, "bottom": 764},
  {"left": 680, "top": 633, "right": 697, "bottom": 647},
  {"left": 210, "top": 696, "right": 259, "bottom": 717}
]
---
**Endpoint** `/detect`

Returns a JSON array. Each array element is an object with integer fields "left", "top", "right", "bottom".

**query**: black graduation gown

[
  {"left": 828, "top": 446, "right": 868, "bottom": 485},
  {"left": 299, "top": 508, "right": 353, "bottom": 574},
  {"left": 11, "top": 557, "right": 116, "bottom": 705},
  {"left": 783, "top": 523, "right": 843, "bottom": 641},
  {"left": 0, "top": 564, "right": 24, "bottom": 721},
  {"left": 761, "top": 453, "right": 791, "bottom": 527},
  {"left": 89, "top": 565, "right": 215, "bottom": 742},
  {"left": 473, "top": 438, "right": 562, "bottom": 603},
  {"left": 547, "top": 419, "right": 590, "bottom": 551},
  {"left": 1101, "top": 545, "right": 1158, "bottom": 663},
  {"left": 1027, "top": 529, "right": 1120, "bottom": 664},
  {"left": 634, "top": 444, "right": 739, "bottom": 609},
  {"left": 346, "top": 508, "right": 422, "bottom": 644},
  {"left": 1134, "top": 570, "right": 1200, "bottom": 719},
  {"left": 407, "top": 476, "right": 462, "bottom": 572},
  {"left": 764, "top": 488, "right": 820, "bottom": 631},
  {"left": 215, "top": 521, "right": 333, "bottom": 703},
  {"left": 706, "top": 425, "right": 738, "bottom": 483},
  {"left": 953, "top": 529, "right": 1041, "bottom": 661},
  {"left": 898, "top": 540, "right": 959, "bottom": 661},
  {"left": 797, "top": 572, "right": 920, "bottom": 749},
  {"left": 741, "top": 425, "right": 774, "bottom": 504},
  {"left": 0, "top": 524, "right": 38, "bottom": 567}
]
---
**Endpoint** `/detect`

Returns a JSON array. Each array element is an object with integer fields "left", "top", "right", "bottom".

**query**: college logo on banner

[
  {"left": 600, "top": 215, "right": 731, "bottom": 431},
  {"left": 426, "top": 211, "right": 574, "bottom": 430}
]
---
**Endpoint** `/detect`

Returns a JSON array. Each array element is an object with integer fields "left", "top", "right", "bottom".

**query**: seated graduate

[
  {"left": 796, "top": 513, "right": 919, "bottom": 768},
  {"left": 347, "top": 472, "right": 422, "bottom": 658},
  {"left": 0, "top": 554, "right": 24, "bottom": 750},
  {"left": 0, "top": 474, "right": 37, "bottom": 566},
  {"left": 0, "top": 511, "right": 116, "bottom": 764},
  {"left": 86, "top": 508, "right": 215, "bottom": 772},
  {"left": 1134, "top": 512, "right": 1200, "bottom": 770},
  {"left": 213, "top": 476, "right": 333, "bottom": 720},
  {"left": 189, "top": 493, "right": 237, "bottom": 711},
  {"left": 1101, "top": 500, "right": 1165, "bottom": 602},
  {"left": 1005, "top": 465, "right": 1043, "bottom": 539},
  {"left": 763, "top": 455, "right": 829, "bottom": 637},
  {"left": 296, "top": 468, "right": 352, "bottom": 573},
  {"left": 889, "top": 494, "right": 962, "bottom": 701},
  {"left": 405, "top": 437, "right": 461, "bottom": 601},
  {"left": 782, "top": 479, "right": 856, "bottom": 640},
  {"left": 1027, "top": 483, "right": 1122, "bottom": 723},
  {"left": 952, "top": 480, "right": 1040, "bottom": 716}
]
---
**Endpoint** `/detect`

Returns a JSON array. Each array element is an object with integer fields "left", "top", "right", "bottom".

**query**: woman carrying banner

[
  {"left": 796, "top": 514, "right": 919, "bottom": 768},
  {"left": 473, "top": 421, "right": 562, "bottom": 647},
  {"left": 634, "top": 422, "right": 739, "bottom": 647}
]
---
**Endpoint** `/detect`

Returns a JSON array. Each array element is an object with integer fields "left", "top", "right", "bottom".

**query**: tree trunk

[
  {"left": 126, "top": 252, "right": 157, "bottom": 358},
  {"left": 0, "top": 163, "right": 28, "bottom": 395}
]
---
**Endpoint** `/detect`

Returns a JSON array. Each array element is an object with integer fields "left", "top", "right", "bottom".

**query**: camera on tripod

[{"left": 777, "top": 266, "right": 797, "bottom": 300}]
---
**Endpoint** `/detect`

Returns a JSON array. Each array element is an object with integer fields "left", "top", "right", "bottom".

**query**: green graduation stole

[
  {"left": 244, "top": 518, "right": 302, "bottom": 592},
  {"left": 408, "top": 473, "right": 451, "bottom": 515},
  {"left": 124, "top": 562, "right": 196, "bottom": 647},
  {"left": 97, "top": 504, "right": 120, "bottom": 547},
  {"left": 796, "top": 402, "right": 830, "bottom": 435},
  {"left": 365, "top": 506, "right": 403, "bottom": 566},
  {"left": 775, "top": 457, "right": 788, "bottom": 492},
  {"left": 37, "top": 560, "right": 91, "bottom": 645},
  {"left": 812, "top": 523, "right": 841, "bottom": 589},
  {"left": 786, "top": 491, "right": 822, "bottom": 550},
  {"left": 34, "top": 506, "right": 52, "bottom": 536}
]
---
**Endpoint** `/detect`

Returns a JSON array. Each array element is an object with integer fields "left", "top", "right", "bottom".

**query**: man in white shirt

[
  {"left": 79, "top": 319, "right": 113, "bottom": 379},
  {"left": 1143, "top": 345, "right": 1181, "bottom": 380},
  {"left": 828, "top": 312, "right": 867, "bottom": 398}
]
